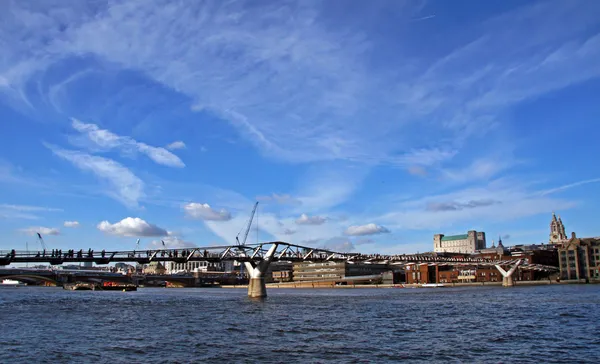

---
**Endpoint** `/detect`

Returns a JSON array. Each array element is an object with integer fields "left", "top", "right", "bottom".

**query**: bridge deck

[{"left": 0, "top": 241, "right": 558, "bottom": 271}]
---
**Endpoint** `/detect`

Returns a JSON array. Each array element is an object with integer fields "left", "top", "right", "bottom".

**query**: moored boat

[{"left": 1, "top": 279, "right": 27, "bottom": 287}]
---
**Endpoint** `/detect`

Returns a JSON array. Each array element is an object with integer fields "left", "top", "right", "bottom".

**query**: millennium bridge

[{"left": 1, "top": 241, "right": 557, "bottom": 297}]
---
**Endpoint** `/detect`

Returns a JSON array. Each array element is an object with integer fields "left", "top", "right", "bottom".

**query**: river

[{"left": 1, "top": 285, "right": 599, "bottom": 363}]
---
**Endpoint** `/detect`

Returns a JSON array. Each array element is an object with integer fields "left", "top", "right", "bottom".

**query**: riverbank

[{"left": 221, "top": 279, "right": 599, "bottom": 289}]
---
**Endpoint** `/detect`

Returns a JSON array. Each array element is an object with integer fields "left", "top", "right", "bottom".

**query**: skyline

[{"left": 1, "top": 0, "right": 600, "bottom": 254}]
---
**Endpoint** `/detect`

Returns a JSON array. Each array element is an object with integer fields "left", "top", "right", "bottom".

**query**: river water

[{"left": 1, "top": 285, "right": 599, "bottom": 363}]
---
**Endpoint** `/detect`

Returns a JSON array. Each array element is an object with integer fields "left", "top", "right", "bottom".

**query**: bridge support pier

[
  {"left": 495, "top": 260, "right": 522, "bottom": 287},
  {"left": 244, "top": 243, "right": 279, "bottom": 298}
]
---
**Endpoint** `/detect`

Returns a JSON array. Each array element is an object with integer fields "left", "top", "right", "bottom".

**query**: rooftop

[{"left": 441, "top": 234, "right": 469, "bottom": 241}]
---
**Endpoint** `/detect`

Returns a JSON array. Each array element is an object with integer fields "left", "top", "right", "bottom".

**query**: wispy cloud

[
  {"left": 412, "top": 15, "right": 435, "bottom": 22},
  {"left": 539, "top": 178, "right": 600, "bottom": 196},
  {"left": 256, "top": 193, "right": 301, "bottom": 206},
  {"left": 63, "top": 220, "right": 80, "bottom": 228},
  {"left": 2, "top": 1, "right": 598, "bottom": 173},
  {"left": 46, "top": 144, "right": 144, "bottom": 208},
  {"left": 426, "top": 199, "right": 500, "bottom": 212},
  {"left": 0, "top": 204, "right": 62, "bottom": 212},
  {"left": 295, "top": 214, "right": 327, "bottom": 226},
  {"left": 183, "top": 203, "right": 232, "bottom": 221},
  {"left": 166, "top": 141, "right": 186, "bottom": 150},
  {"left": 376, "top": 179, "right": 578, "bottom": 231},
  {"left": 71, "top": 118, "right": 185, "bottom": 168},
  {"left": 20, "top": 226, "right": 60, "bottom": 236},
  {"left": 0, "top": 203, "right": 61, "bottom": 220}
]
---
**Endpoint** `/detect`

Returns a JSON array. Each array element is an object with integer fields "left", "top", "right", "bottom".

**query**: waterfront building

[
  {"left": 549, "top": 212, "right": 568, "bottom": 245},
  {"left": 142, "top": 262, "right": 166, "bottom": 275},
  {"left": 558, "top": 233, "right": 600, "bottom": 281},
  {"left": 164, "top": 260, "right": 225, "bottom": 274},
  {"left": 433, "top": 230, "right": 486, "bottom": 253},
  {"left": 406, "top": 263, "right": 539, "bottom": 284},
  {"left": 292, "top": 261, "right": 389, "bottom": 282}
]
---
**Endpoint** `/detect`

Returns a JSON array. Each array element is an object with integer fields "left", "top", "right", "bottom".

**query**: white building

[
  {"left": 164, "top": 260, "right": 235, "bottom": 274},
  {"left": 433, "top": 230, "right": 486, "bottom": 254}
]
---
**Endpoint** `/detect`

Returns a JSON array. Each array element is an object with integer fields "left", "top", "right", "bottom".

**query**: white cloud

[
  {"left": 20, "top": 226, "right": 60, "bottom": 236},
  {"left": 97, "top": 217, "right": 168, "bottom": 237},
  {"left": 295, "top": 213, "right": 326, "bottom": 225},
  {"left": 63, "top": 221, "right": 80, "bottom": 228},
  {"left": 344, "top": 223, "right": 390, "bottom": 236},
  {"left": 71, "top": 118, "right": 185, "bottom": 168},
  {"left": 183, "top": 203, "right": 232, "bottom": 221},
  {"left": 46, "top": 144, "right": 144, "bottom": 208},
  {"left": 166, "top": 141, "right": 186, "bottom": 150}
]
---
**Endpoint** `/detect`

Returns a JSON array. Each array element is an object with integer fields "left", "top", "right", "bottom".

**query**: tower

[{"left": 549, "top": 212, "right": 567, "bottom": 243}]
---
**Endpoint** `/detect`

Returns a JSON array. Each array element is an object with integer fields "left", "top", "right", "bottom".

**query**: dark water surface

[{"left": 1, "top": 285, "right": 599, "bottom": 363}]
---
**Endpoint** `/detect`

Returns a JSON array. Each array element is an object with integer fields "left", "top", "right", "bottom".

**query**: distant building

[
  {"left": 549, "top": 212, "right": 568, "bottom": 244},
  {"left": 143, "top": 262, "right": 166, "bottom": 275},
  {"left": 476, "top": 236, "right": 508, "bottom": 258},
  {"left": 292, "top": 261, "right": 389, "bottom": 282},
  {"left": 164, "top": 260, "right": 225, "bottom": 274},
  {"left": 433, "top": 231, "right": 486, "bottom": 253},
  {"left": 558, "top": 233, "right": 600, "bottom": 281}
]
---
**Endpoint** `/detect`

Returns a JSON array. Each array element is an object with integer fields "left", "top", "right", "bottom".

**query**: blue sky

[{"left": 1, "top": 0, "right": 600, "bottom": 254}]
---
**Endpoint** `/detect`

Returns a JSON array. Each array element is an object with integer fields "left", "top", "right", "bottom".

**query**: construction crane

[
  {"left": 236, "top": 202, "right": 258, "bottom": 247},
  {"left": 36, "top": 233, "right": 48, "bottom": 251}
]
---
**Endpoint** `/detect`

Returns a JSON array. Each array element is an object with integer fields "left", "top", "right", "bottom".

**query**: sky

[{"left": 1, "top": 0, "right": 600, "bottom": 255}]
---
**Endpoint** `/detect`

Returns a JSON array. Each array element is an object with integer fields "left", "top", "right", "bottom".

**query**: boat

[
  {"left": 63, "top": 282, "right": 137, "bottom": 291},
  {"left": 63, "top": 282, "right": 95, "bottom": 291},
  {"left": 421, "top": 283, "right": 445, "bottom": 288},
  {"left": 1, "top": 279, "right": 27, "bottom": 287}
]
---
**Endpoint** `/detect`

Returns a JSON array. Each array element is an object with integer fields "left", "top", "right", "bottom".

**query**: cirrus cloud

[
  {"left": 63, "top": 220, "right": 80, "bottom": 228},
  {"left": 20, "top": 226, "right": 60, "bottom": 236},
  {"left": 71, "top": 118, "right": 185, "bottom": 168}
]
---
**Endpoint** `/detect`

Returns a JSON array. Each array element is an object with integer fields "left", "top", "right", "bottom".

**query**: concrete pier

[
  {"left": 243, "top": 243, "right": 279, "bottom": 298},
  {"left": 495, "top": 260, "right": 522, "bottom": 287}
]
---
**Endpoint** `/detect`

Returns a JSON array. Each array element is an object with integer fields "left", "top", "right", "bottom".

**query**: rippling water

[{"left": 1, "top": 285, "right": 599, "bottom": 363}]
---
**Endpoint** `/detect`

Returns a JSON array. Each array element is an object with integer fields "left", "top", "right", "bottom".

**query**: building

[
  {"left": 406, "top": 263, "right": 533, "bottom": 284},
  {"left": 433, "top": 230, "right": 486, "bottom": 253},
  {"left": 143, "top": 262, "right": 166, "bottom": 275},
  {"left": 292, "top": 261, "right": 389, "bottom": 282},
  {"left": 164, "top": 260, "right": 225, "bottom": 274},
  {"left": 549, "top": 212, "right": 568, "bottom": 244},
  {"left": 558, "top": 232, "right": 600, "bottom": 281},
  {"left": 476, "top": 237, "right": 508, "bottom": 258}
]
